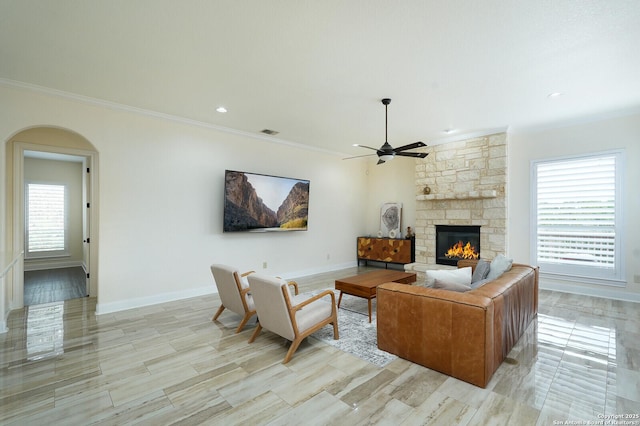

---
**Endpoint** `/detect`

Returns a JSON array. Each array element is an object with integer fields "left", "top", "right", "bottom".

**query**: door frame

[{"left": 12, "top": 142, "right": 99, "bottom": 308}]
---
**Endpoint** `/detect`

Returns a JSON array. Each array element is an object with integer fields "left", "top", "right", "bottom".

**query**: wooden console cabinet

[{"left": 357, "top": 237, "right": 415, "bottom": 267}]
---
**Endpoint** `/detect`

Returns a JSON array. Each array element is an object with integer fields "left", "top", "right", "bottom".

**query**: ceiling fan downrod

[{"left": 382, "top": 98, "right": 391, "bottom": 143}]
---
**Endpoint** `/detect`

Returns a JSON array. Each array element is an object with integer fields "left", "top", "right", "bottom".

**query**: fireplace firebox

[{"left": 435, "top": 225, "right": 481, "bottom": 266}]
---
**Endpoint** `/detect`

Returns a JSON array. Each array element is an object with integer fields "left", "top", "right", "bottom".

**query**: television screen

[{"left": 223, "top": 170, "right": 310, "bottom": 232}]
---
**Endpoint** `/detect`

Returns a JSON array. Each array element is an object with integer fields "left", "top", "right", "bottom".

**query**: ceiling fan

[{"left": 346, "top": 98, "right": 429, "bottom": 165}]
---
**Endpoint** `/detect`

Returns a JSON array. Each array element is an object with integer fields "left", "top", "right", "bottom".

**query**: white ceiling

[{"left": 2, "top": 1, "right": 639, "bottom": 158}]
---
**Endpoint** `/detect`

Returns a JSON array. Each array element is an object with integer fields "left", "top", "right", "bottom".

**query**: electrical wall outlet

[
  {"left": 263, "top": 261, "right": 267, "bottom": 269},
  {"left": 634, "top": 274, "right": 640, "bottom": 284}
]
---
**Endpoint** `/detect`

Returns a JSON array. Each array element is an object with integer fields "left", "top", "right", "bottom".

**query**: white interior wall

[
  {"left": 1, "top": 84, "right": 369, "bottom": 314},
  {"left": 509, "top": 112, "right": 640, "bottom": 299},
  {"left": 363, "top": 158, "right": 417, "bottom": 237}
]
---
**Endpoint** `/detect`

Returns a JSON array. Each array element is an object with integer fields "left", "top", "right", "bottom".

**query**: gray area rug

[{"left": 310, "top": 290, "right": 397, "bottom": 368}]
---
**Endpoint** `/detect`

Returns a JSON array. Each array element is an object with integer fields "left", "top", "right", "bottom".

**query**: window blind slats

[
  {"left": 535, "top": 154, "right": 617, "bottom": 269},
  {"left": 27, "top": 183, "right": 66, "bottom": 253}
]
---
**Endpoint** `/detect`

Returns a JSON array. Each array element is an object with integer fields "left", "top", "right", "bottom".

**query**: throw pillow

[
  {"left": 486, "top": 254, "right": 513, "bottom": 280},
  {"left": 471, "top": 259, "right": 491, "bottom": 283},
  {"left": 433, "top": 278, "right": 471, "bottom": 292},
  {"left": 470, "top": 278, "right": 491, "bottom": 289},
  {"left": 424, "top": 267, "right": 472, "bottom": 287}
]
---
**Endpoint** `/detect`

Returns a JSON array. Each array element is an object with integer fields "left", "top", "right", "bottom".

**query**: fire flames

[{"left": 445, "top": 241, "right": 479, "bottom": 260}]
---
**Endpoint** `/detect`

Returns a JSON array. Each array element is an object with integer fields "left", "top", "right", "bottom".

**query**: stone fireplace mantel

[{"left": 416, "top": 189, "right": 497, "bottom": 201}]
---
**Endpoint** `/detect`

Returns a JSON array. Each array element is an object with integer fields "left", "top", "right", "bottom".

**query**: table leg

[
  {"left": 337, "top": 291, "right": 343, "bottom": 308},
  {"left": 368, "top": 299, "right": 372, "bottom": 323}
]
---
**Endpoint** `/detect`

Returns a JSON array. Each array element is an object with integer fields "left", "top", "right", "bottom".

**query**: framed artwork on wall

[{"left": 380, "top": 202, "right": 402, "bottom": 238}]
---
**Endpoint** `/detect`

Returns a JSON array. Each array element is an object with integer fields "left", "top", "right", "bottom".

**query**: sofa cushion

[
  {"left": 486, "top": 254, "right": 513, "bottom": 280},
  {"left": 471, "top": 259, "right": 491, "bottom": 283},
  {"left": 425, "top": 267, "right": 472, "bottom": 287},
  {"left": 433, "top": 278, "right": 471, "bottom": 292}
]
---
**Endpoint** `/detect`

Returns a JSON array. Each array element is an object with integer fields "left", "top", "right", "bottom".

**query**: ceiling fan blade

[
  {"left": 395, "top": 151, "right": 429, "bottom": 158},
  {"left": 350, "top": 100, "right": 428, "bottom": 165},
  {"left": 394, "top": 141, "right": 427, "bottom": 152},
  {"left": 342, "top": 153, "right": 377, "bottom": 160},
  {"left": 353, "top": 144, "right": 380, "bottom": 151}
]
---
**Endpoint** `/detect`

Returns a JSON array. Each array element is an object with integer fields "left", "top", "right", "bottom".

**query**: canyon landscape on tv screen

[{"left": 223, "top": 170, "right": 310, "bottom": 232}]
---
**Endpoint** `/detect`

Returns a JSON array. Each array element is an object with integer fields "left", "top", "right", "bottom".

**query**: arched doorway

[{"left": 4, "top": 126, "right": 99, "bottom": 310}]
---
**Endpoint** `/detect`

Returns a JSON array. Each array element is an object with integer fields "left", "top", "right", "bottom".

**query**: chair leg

[
  {"left": 212, "top": 305, "right": 225, "bottom": 321},
  {"left": 235, "top": 312, "right": 253, "bottom": 333},
  {"left": 332, "top": 317, "right": 339, "bottom": 340},
  {"left": 283, "top": 338, "right": 302, "bottom": 364},
  {"left": 248, "top": 323, "right": 262, "bottom": 343}
]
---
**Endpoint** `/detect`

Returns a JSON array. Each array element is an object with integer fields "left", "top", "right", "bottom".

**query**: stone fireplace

[
  {"left": 435, "top": 225, "right": 481, "bottom": 266},
  {"left": 407, "top": 133, "right": 508, "bottom": 275}
]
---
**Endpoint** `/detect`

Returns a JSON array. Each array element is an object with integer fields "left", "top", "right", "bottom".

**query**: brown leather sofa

[{"left": 377, "top": 259, "right": 539, "bottom": 388}]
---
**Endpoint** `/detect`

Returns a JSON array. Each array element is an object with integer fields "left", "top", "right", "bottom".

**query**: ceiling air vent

[{"left": 261, "top": 129, "right": 279, "bottom": 136}]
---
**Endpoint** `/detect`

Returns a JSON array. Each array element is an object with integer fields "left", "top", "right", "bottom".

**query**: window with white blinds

[
  {"left": 26, "top": 183, "right": 68, "bottom": 257},
  {"left": 531, "top": 150, "right": 624, "bottom": 284}
]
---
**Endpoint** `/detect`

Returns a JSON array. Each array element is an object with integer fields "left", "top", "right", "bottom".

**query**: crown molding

[
  {"left": 508, "top": 106, "right": 640, "bottom": 134},
  {"left": 0, "top": 77, "right": 341, "bottom": 157}
]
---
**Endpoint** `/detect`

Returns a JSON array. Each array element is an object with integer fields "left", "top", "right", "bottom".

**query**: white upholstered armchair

[
  {"left": 210, "top": 264, "right": 257, "bottom": 333},
  {"left": 247, "top": 273, "right": 339, "bottom": 363},
  {"left": 210, "top": 264, "right": 300, "bottom": 333}
]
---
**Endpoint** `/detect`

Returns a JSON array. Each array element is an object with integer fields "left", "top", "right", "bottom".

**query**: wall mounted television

[{"left": 223, "top": 170, "right": 310, "bottom": 232}]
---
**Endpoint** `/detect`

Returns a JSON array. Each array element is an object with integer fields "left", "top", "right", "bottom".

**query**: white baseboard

[
  {"left": 96, "top": 286, "right": 215, "bottom": 315},
  {"left": 95, "top": 262, "right": 358, "bottom": 316},
  {"left": 283, "top": 261, "right": 358, "bottom": 280},
  {"left": 540, "top": 279, "right": 640, "bottom": 303},
  {"left": 24, "top": 260, "right": 83, "bottom": 272}
]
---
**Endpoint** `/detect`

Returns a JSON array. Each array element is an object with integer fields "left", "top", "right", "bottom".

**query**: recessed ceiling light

[
  {"left": 216, "top": 106, "right": 227, "bottom": 113},
  {"left": 547, "top": 92, "right": 564, "bottom": 98},
  {"left": 443, "top": 129, "right": 456, "bottom": 134}
]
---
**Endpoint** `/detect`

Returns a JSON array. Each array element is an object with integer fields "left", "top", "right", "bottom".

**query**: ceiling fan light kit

[{"left": 347, "top": 98, "right": 429, "bottom": 165}]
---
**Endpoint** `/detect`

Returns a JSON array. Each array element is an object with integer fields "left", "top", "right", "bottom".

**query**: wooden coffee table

[{"left": 335, "top": 270, "right": 417, "bottom": 322}]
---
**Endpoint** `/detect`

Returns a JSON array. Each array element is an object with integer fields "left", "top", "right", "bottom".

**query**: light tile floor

[{"left": 1, "top": 267, "right": 639, "bottom": 425}]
